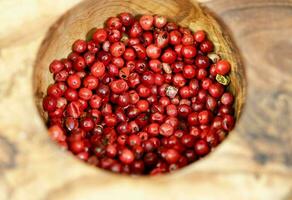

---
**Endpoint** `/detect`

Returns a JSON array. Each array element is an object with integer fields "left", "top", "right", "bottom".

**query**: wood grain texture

[{"left": 0, "top": 0, "right": 291, "bottom": 200}]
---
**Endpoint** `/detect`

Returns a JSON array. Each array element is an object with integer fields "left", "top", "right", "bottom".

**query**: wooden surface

[{"left": 0, "top": 0, "right": 291, "bottom": 200}]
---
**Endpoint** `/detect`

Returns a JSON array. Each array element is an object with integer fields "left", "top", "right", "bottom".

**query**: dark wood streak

[
  {"left": 0, "top": 135, "right": 17, "bottom": 169},
  {"left": 205, "top": 0, "right": 292, "bottom": 167}
]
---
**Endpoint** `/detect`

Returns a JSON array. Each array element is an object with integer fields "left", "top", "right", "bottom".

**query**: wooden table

[{"left": 0, "top": 0, "right": 291, "bottom": 199}]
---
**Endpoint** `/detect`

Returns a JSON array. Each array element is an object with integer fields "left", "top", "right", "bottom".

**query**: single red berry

[
  {"left": 139, "top": 15, "right": 154, "bottom": 30},
  {"left": 136, "top": 100, "right": 149, "bottom": 112},
  {"left": 72, "top": 39, "right": 87, "bottom": 53},
  {"left": 118, "top": 12, "right": 134, "bottom": 26},
  {"left": 195, "top": 55, "right": 210, "bottom": 68},
  {"left": 48, "top": 124, "right": 65, "bottom": 142},
  {"left": 181, "top": 34, "right": 194, "bottom": 45},
  {"left": 129, "top": 21, "right": 143, "bottom": 38},
  {"left": 146, "top": 44, "right": 161, "bottom": 59},
  {"left": 198, "top": 110, "right": 213, "bottom": 125},
  {"left": 91, "top": 61, "right": 105, "bottom": 78},
  {"left": 208, "top": 83, "right": 225, "bottom": 98},
  {"left": 49, "top": 60, "right": 64, "bottom": 74},
  {"left": 221, "top": 92, "right": 234, "bottom": 106},
  {"left": 194, "top": 30, "right": 206, "bottom": 43},
  {"left": 161, "top": 48, "right": 177, "bottom": 64},
  {"left": 67, "top": 74, "right": 81, "bottom": 89},
  {"left": 183, "top": 64, "right": 196, "bottom": 79},
  {"left": 165, "top": 149, "right": 180, "bottom": 164},
  {"left": 200, "top": 40, "right": 214, "bottom": 53},
  {"left": 104, "top": 114, "right": 118, "bottom": 127},
  {"left": 169, "top": 30, "right": 182, "bottom": 45},
  {"left": 66, "top": 101, "right": 83, "bottom": 118},
  {"left": 222, "top": 114, "right": 235, "bottom": 131},
  {"left": 153, "top": 15, "right": 167, "bottom": 28},
  {"left": 119, "top": 148, "right": 135, "bottom": 164},
  {"left": 106, "top": 17, "right": 122, "bottom": 30},
  {"left": 92, "top": 28, "right": 108, "bottom": 43},
  {"left": 147, "top": 123, "right": 160, "bottom": 136},
  {"left": 181, "top": 45, "right": 197, "bottom": 58},
  {"left": 110, "top": 79, "right": 128, "bottom": 94},
  {"left": 80, "top": 117, "right": 94, "bottom": 132},
  {"left": 216, "top": 60, "right": 231, "bottom": 75},
  {"left": 194, "top": 140, "right": 210, "bottom": 156},
  {"left": 110, "top": 42, "right": 126, "bottom": 57},
  {"left": 159, "top": 123, "right": 174, "bottom": 137},
  {"left": 70, "top": 140, "right": 85, "bottom": 154},
  {"left": 156, "top": 31, "right": 169, "bottom": 48},
  {"left": 83, "top": 75, "right": 99, "bottom": 90},
  {"left": 78, "top": 88, "right": 93, "bottom": 100}
]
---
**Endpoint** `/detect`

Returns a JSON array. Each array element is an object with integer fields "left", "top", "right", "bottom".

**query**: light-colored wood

[{"left": 0, "top": 0, "right": 291, "bottom": 200}]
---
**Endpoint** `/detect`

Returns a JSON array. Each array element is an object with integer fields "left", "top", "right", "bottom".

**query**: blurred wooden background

[{"left": 0, "top": 0, "right": 291, "bottom": 200}]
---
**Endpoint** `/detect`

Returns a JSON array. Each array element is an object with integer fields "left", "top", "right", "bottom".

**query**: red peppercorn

[
  {"left": 49, "top": 60, "right": 64, "bottom": 74},
  {"left": 194, "top": 140, "right": 210, "bottom": 156},
  {"left": 179, "top": 86, "right": 193, "bottom": 99},
  {"left": 195, "top": 55, "right": 210, "bottom": 68},
  {"left": 104, "top": 114, "right": 118, "bottom": 127},
  {"left": 222, "top": 114, "right": 235, "bottom": 131},
  {"left": 198, "top": 110, "right": 213, "bottom": 125},
  {"left": 139, "top": 15, "right": 154, "bottom": 30},
  {"left": 161, "top": 48, "right": 177, "bottom": 64},
  {"left": 118, "top": 12, "right": 134, "bottom": 26},
  {"left": 165, "top": 149, "right": 180, "bottom": 164},
  {"left": 200, "top": 40, "right": 214, "bottom": 53},
  {"left": 80, "top": 117, "right": 94, "bottom": 132},
  {"left": 136, "top": 100, "right": 149, "bottom": 112},
  {"left": 141, "top": 71, "right": 155, "bottom": 86},
  {"left": 119, "top": 148, "right": 135, "bottom": 164},
  {"left": 181, "top": 45, "right": 197, "bottom": 58},
  {"left": 93, "top": 28, "right": 108, "bottom": 43},
  {"left": 106, "top": 17, "right": 122, "bottom": 30},
  {"left": 146, "top": 44, "right": 161, "bottom": 59},
  {"left": 173, "top": 73, "right": 186, "bottom": 88},
  {"left": 117, "top": 93, "right": 130, "bottom": 107},
  {"left": 72, "top": 39, "right": 87, "bottom": 53},
  {"left": 177, "top": 104, "right": 191, "bottom": 117},
  {"left": 169, "top": 30, "right": 182, "bottom": 45},
  {"left": 91, "top": 61, "right": 105, "bottom": 78},
  {"left": 78, "top": 88, "right": 92, "bottom": 100},
  {"left": 159, "top": 123, "right": 174, "bottom": 137},
  {"left": 201, "top": 78, "right": 213, "bottom": 90},
  {"left": 221, "top": 92, "right": 234, "bottom": 106},
  {"left": 147, "top": 123, "right": 160, "bottom": 136},
  {"left": 181, "top": 34, "right": 194, "bottom": 45},
  {"left": 83, "top": 75, "right": 99, "bottom": 90},
  {"left": 129, "top": 21, "right": 143, "bottom": 38},
  {"left": 43, "top": 96, "right": 57, "bottom": 112},
  {"left": 153, "top": 15, "right": 167, "bottom": 28},
  {"left": 208, "top": 83, "right": 225, "bottom": 98},
  {"left": 110, "top": 79, "right": 128, "bottom": 94},
  {"left": 183, "top": 65, "right": 196, "bottom": 79},
  {"left": 136, "top": 84, "right": 151, "bottom": 98},
  {"left": 66, "top": 101, "right": 83, "bottom": 118},
  {"left": 181, "top": 134, "right": 195, "bottom": 148},
  {"left": 110, "top": 42, "right": 126, "bottom": 57},
  {"left": 48, "top": 124, "right": 65, "bottom": 142},
  {"left": 67, "top": 74, "right": 81, "bottom": 89},
  {"left": 70, "top": 140, "right": 85, "bottom": 154},
  {"left": 216, "top": 60, "right": 231, "bottom": 75},
  {"left": 194, "top": 30, "right": 206, "bottom": 43}
]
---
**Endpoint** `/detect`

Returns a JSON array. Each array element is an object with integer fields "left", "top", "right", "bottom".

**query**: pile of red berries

[{"left": 43, "top": 13, "right": 235, "bottom": 175}]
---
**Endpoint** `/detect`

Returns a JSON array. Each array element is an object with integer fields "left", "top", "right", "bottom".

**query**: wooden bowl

[{"left": 33, "top": 0, "right": 246, "bottom": 199}]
